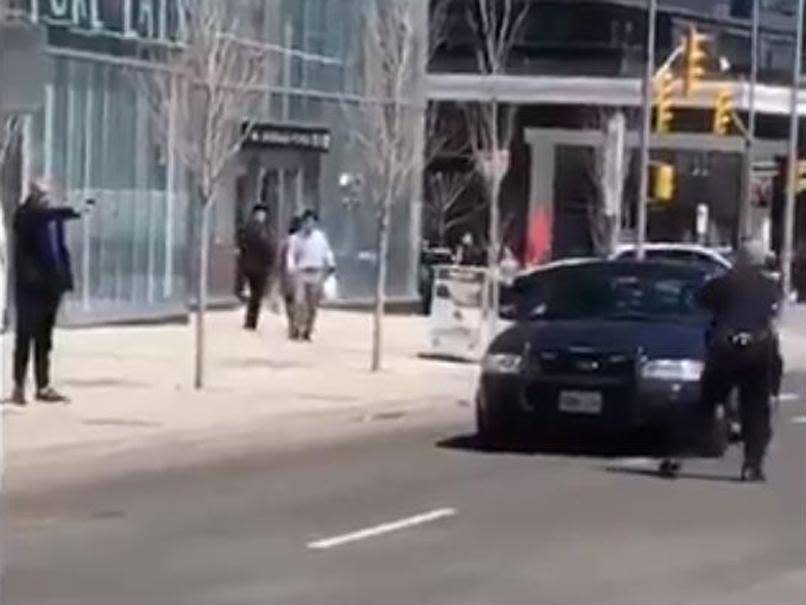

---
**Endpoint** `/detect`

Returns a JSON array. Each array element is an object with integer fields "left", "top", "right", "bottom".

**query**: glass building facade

[{"left": 2, "top": 0, "right": 424, "bottom": 324}]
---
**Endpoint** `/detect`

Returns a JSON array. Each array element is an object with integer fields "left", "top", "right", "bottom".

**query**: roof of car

[
  {"left": 512, "top": 257, "right": 598, "bottom": 279},
  {"left": 612, "top": 243, "right": 732, "bottom": 267},
  {"left": 515, "top": 257, "right": 710, "bottom": 282}
]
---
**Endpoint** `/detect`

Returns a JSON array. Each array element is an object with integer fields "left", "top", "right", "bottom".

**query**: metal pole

[
  {"left": 740, "top": 0, "right": 760, "bottom": 244},
  {"left": 636, "top": 0, "right": 658, "bottom": 260},
  {"left": 783, "top": 0, "right": 805, "bottom": 301}
]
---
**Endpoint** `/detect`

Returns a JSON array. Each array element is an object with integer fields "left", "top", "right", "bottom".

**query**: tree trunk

[
  {"left": 487, "top": 102, "right": 501, "bottom": 341},
  {"left": 488, "top": 174, "right": 502, "bottom": 340},
  {"left": 194, "top": 200, "right": 211, "bottom": 390},
  {"left": 371, "top": 199, "right": 392, "bottom": 372}
]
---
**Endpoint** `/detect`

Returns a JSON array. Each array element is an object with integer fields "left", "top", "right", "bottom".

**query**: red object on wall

[{"left": 524, "top": 205, "right": 553, "bottom": 267}]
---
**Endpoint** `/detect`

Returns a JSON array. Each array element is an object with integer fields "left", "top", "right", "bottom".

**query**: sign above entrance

[
  {"left": 21, "top": 0, "right": 185, "bottom": 43},
  {"left": 243, "top": 123, "right": 332, "bottom": 153}
]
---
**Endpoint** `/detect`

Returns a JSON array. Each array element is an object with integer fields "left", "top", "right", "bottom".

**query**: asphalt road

[{"left": 5, "top": 374, "right": 806, "bottom": 605}]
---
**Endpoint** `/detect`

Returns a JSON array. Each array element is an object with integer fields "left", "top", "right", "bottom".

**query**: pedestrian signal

[{"left": 652, "top": 163, "right": 675, "bottom": 201}]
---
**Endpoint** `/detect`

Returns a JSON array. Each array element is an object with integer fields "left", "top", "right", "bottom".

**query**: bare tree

[
  {"left": 139, "top": 0, "right": 265, "bottom": 389},
  {"left": 351, "top": 0, "right": 426, "bottom": 372},
  {"left": 424, "top": 170, "right": 477, "bottom": 246},
  {"left": 463, "top": 0, "right": 528, "bottom": 331}
]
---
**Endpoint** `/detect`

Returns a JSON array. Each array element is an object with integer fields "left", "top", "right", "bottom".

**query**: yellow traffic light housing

[
  {"left": 684, "top": 26, "right": 708, "bottom": 97},
  {"left": 654, "top": 69, "right": 674, "bottom": 133},
  {"left": 797, "top": 160, "right": 806, "bottom": 193},
  {"left": 713, "top": 88, "right": 734, "bottom": 135},
  {"left": 652, "top": 163, "right": 676, "bottom": 201}
]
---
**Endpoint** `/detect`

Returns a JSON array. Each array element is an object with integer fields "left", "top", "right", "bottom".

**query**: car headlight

[
  {"left": 482, "top": 353, "right": 523, "bottom": 375},
  {"left": 641, "top": 359, "right": 704, "bottom": 382}
]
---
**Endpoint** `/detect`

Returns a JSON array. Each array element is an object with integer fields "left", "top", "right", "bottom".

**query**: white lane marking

[
  {"left": 791, "top": 416, "right": 806, "bottom": 425},
  {"left": 779, "top": 393, "right": 801, "bottom": 403},
  {"left": 307, "top": 508, "right": 456, "bottom": 551}
]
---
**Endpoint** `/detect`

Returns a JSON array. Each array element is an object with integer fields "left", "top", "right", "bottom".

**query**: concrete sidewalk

[{"left": 2, "top": 309, "right": 477, "bottom": 461}]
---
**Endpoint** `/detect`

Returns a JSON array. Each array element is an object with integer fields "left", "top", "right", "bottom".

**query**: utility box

[{"left": 0, "top": 22, "right": 49, "bottom": 114}]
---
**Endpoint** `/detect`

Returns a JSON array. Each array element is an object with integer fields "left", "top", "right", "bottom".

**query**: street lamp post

[
  {"left": 740, "top": 0, "right": 760, "bottom": 244},
  {"left": 637, "top": 0, "right": 658, "bottom": 261},
  {"left": 783, "top": 0, "right": 805, "bottom": 301}
]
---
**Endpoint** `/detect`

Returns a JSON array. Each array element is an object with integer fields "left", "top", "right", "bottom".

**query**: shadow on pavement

[
  {"left": 602, "top": 465, "right": 745, "bottom": 485},
  {"left": 437, "top": 433, "right": 666, "bottom": 459},
  {"left": 220, "top": 358, "right": 304, "bottom": 370},
  {"left": 61, "top": 377, "right": 150, "bottom": 389},
  {"left": 82, "top": 418, "right": 162, "bottom": 428}
]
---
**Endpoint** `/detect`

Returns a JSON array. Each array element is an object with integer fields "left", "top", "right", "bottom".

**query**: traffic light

[
  {"left": 684, "top": 26, "right": 708, "bottom": 97},
  {"left": 712, "top": 88, "right": 734, "bottom": 135},
  {"left": 652, "top": 163, "right": 676, "bottom": 201},
  {"left": 797, "top": 160, "right": 806, "bottom": 193},
  {"left": 654, "top": 69, "right": 674, "bottom": 134}
]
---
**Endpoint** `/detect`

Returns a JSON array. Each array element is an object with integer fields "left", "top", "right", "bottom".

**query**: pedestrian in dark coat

[
  {"left": 238, "top": 204, "right": 276, "bottom": 330},
  {"left": 11, "top": 181, "right": 80, "bottom": 405}
]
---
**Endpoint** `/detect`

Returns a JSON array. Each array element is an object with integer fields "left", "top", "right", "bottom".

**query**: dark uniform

[
  {"left": 237, "top": 215, "right": 276, "bottom": 330},
  {"left": 700, "top": 261, "right": 780, "bottom": 481},
  {"left": 12, "top": 198, "right": 80, "bottom": 403}
]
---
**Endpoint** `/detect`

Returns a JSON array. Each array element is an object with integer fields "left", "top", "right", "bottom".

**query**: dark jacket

[
  {"left": 13, "top": 200, "right": 79, "bottom": 299},
  {"left": 237, "top": 220, "right": 276, "bottom": 276},
  {"left": 701, "top": 265, "right": 780, "bottom": 341}
]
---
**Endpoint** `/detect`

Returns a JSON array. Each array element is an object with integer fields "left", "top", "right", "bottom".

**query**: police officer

[{"left": 699, "top": 239, "right": 781, "bottom": 482}]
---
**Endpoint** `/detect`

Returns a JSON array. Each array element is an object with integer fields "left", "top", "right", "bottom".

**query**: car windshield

[{"left": 515, "top": 264, "right": 707, "bottom": 321}]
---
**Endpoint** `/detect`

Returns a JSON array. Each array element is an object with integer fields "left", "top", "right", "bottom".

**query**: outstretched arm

[{"left": 41, "top": 207, "right": 82, "bottom": 221}]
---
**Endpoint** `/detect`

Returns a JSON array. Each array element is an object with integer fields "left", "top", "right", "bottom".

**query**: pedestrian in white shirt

[{"left": 286, "top": 210, "right": 335, "bottom": 341}]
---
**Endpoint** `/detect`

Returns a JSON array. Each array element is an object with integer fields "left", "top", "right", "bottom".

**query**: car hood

[{"left": 493, "top": 318, "right": 707, "bottom": 360}]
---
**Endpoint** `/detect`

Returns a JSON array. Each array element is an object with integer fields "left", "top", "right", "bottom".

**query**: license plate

[{"left": 559, "top": 391, "right": 603, "bottom": 415}]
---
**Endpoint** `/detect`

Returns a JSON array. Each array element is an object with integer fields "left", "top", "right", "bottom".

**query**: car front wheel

[{"left": 475, "top": 388, "right": 518, "bottom": 451}]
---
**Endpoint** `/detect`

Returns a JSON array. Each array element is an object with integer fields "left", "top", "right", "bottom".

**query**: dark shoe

[
  {"left": 659, "top": 459, "right": 682, "bottom": 479},
  {"left": 741, "top": 464, "right": 766, "bottom": 483},
  {"left": 35, "top": 387, "right": 69, "bottom": 404},
  {"left": 9, "top": 387, "right": 27, "bottom": 406},
  {"left": 301, "top": 332, "right": 312, "bottom": 342}
]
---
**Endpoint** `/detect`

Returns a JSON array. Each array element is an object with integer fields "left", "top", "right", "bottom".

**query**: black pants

[
  {"left": 244, "top": 272, "right": 269, "bottom": 329},
  {"left": 283, "top": 291, "right": 296, "bottom": 337},
  {"left": 234, "top": 257, "right": 246, "bottom": 300},
  {"left": 702, "top": 337, "right": 775, "bottom": 467},
  {"left": 771, "top": 335, "right": 784, "bottom": 397},
  {"left": 14, "top": 295, "right": 61, "bottom": 391}
]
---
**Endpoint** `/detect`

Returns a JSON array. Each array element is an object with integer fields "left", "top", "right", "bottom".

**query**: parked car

[{"left": 476, "top": 259, "right": 728, "bottom": 455}]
